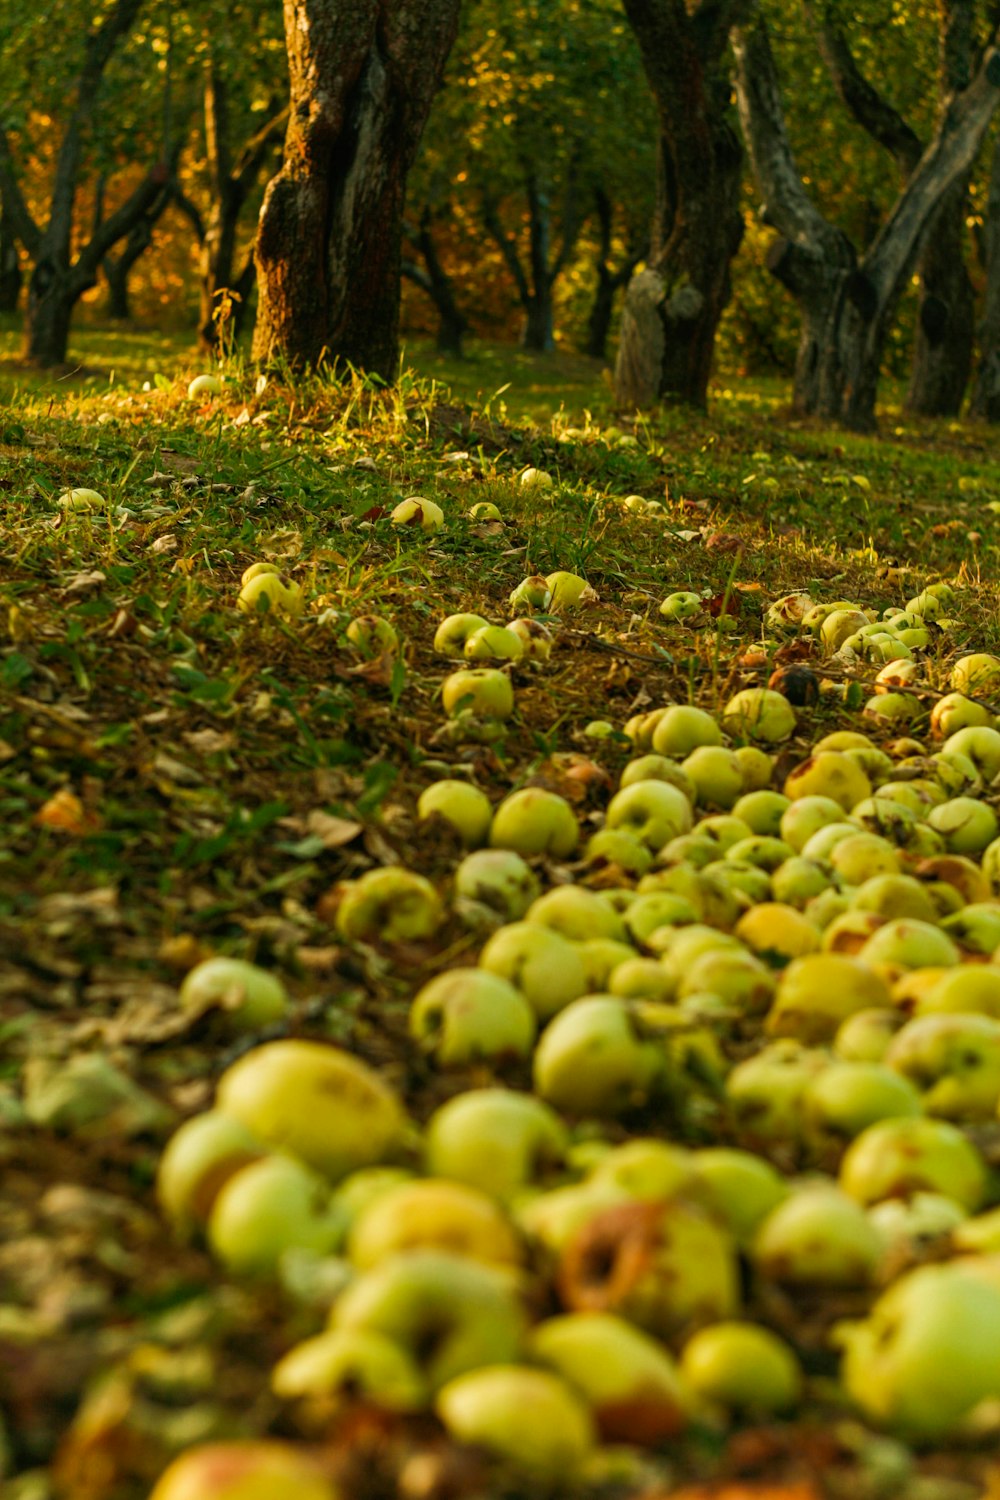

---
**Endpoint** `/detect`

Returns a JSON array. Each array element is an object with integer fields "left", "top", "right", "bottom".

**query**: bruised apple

[{"left": 149, "top": 1442, "right": 336, "bottom": 1500}]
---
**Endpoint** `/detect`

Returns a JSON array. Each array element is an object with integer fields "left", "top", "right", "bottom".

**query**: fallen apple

[
  {"left": 436, "top": 1364, "right": 595, "bottom": 1478},
  {"left": 148, "top": 1441, "right": 336, "bottom": 1500}
]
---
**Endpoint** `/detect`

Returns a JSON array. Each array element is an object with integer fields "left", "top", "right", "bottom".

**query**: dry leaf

[
  {"left": 34, "top": 789, "right": 102, "bottom": 835},
  {"left": 306, "top": 811, "right": 364, "bottom": 848}
]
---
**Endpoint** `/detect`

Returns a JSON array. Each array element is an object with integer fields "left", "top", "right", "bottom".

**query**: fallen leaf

[
  {"left": 306, "top": 811, "right": 364, "bottom": 848},
  {"left": 34, "top": 789, "right": 102, "bottom": 835}
]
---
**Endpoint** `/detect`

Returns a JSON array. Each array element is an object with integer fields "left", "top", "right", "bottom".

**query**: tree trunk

[
  {"left": 906, "top": 184, "right": 975, "bottom": 415},
  {"left": 735, "top": 11, "right": 1000, "bottom": 430},
  {"left": 104, "top": 255, "right": 132, "bottom": 319},
  {"left": 614, "top": 0, "right": 748, "bottom": 410},
  {"left": 253, "top": 0, "right": 460, "bottom": 378},
  {"left": 198, "top": 187, "right": 242, "bottom": 350},
  {"left": 402, "top": 210, "right": 468, "bottom": 355},
  {"left": 615, "top": 126, "right": 744, "bottom": 409},
  {"left": 23, "top": 261, "right": 79, "bottom": 366},
  {"left": 0, "top": 204, "right": 21, "bottom": 313},
  {"left": 522, "top": 291, "right": 555, "bottom": 352},
  {"left": 586, "top": 263, "right": 617, "bottom": 360},
  {"left": 971, "top": 134, "right": 1000, "bottom": 420}
]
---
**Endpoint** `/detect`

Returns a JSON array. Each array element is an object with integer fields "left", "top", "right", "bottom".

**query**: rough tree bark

[
  {"left": 584, "top": 188, "right": 645, "bottom": 361},
  {"left": 971, "top": 133, "right": 1000, "bottom": 418},
  {"left": 734, "top": 9, "right": 1000, "bottom": 429},
  {"left": 0, "top": 0, "right": 172, "bottom": 368},
  {"left": 804, "top": 0, "right": 977, "bottom": 416},
  {"left": 253, "top": 0, "right": 460, "bottom": 378},
  {"left": 613, "top": 0, "right": 748, "bottom": 411},
  {"left": 401, "top": 208, "right": 468, "bottom": 355},
  {"left": 0, "top": 198, "right": 21, "bottom": 313}
]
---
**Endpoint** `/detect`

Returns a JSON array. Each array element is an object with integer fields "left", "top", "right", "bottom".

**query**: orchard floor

[{"left": 2, "top": 323, "right": 1000, "bottom": 1499}]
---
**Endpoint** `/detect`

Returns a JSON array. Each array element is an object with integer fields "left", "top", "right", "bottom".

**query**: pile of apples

[{"left": 152, "top": 577, "right": 1000, "bottom": 1497}]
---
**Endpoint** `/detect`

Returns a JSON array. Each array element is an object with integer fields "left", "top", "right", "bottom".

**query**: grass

[{"left": 3, "top": 320, "right": 1000, "bottom": 1497}]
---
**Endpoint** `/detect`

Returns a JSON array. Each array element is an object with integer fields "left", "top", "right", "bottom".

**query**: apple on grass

[
  {"left": 478, "top": 920, "right": 589, "bottom": 1020},
  {"left": 441, "top": 667, "right": 514, "bottom": 720},
  {"left": 417, "top": 779, "right": 492, "bottom": 847},
  {"left": 207, "top": 1152, "right": 344, "bottom": 1275},
  {"left": 436, "top": 1365, "right": 596, "bottom": 1478},
  {"left": 409, "top": 967, "right": 536, "bottom": 1066},
  {"left": 157, "top": 1109, "right": 264, "bottom": 1237},
  {"left": 58, "top": 487, "right": 106, "bottom": 512},
  {"left": 532, "top": 995, "right": 664, "bottom": 1116},
  {"left": 651, "top": 705, "right": 722, "bottom": 757},
  {"left": 178, "top": 956, "right": 288, "bottom": 1030},
  {"left": 237, "top": 571, "right": 304, "bottom": 618},
  {"left": 433, "top": 612, "right": 490, "bottom": 656},
  {"left": 463, "top": 624, "right": 525, "bottom": 663},
  {"left": 605, "top": 778, "right": 693, "bottom": 849},
  {"left": 346, "top": 1177, "right": 522, "bottom": 1268},
  {"left": 526, "top": 886, "right": 627, "bottom": 942},
  {"left": 334, "top": 865, "right": 443, "bottom": 943},
  {"left": 391, "top": 496, "right": 445, "bottom": 531},
  {"left": 453, "top": 848, "right": 540, "bottom": 924},
  {"left": 489, "top": 787, "right": 579, "bottom": 858},
  {"left": 346, "top": 614, "right": 398, "bottom": 658}
]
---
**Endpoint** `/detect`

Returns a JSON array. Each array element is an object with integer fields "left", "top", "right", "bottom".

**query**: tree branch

[
  {"left": 170, "top": 185, "right": 206, "bottom": 244},
  {"left": 802, "top": 0, "right": 923, "bottom": 173},
  {"left": 482, "top": 197, "right": 531, "bottom": 306},
  {"left": 232, "top": 104, "right": 290, "bottom": 198},
  {"left": 0, "top": 131, "right": 42, "bottom": 255}
]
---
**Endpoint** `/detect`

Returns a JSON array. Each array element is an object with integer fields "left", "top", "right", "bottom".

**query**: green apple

[
  {"left": 410, "top": 968, "right": 536, "bottom": 1065},
  {"left": 680, "top": 1322, "right": 801, "bottom": 1415},
  {"left": 441, "top": 666, "right": 514, "bottom": 719},
  {"left": 927, "top": 796, "right": 999, "bottom": 854},
  {"left": 766, "top": 591, "right": 814, "bottom": 630},
  {"left": 157, "top": 1109, "right": 264, "bottom": 1237},
  {"left": 578, "top": 937, "right": 641, "bottom": 989},
  {"left": 533, "top": 995, "right": 664, "bottom": 1116},
  {"left": 216, "top": 1040, "right": 405, "bottom": 1179},
  {"left": 802, "top": 1060, "right": 922, "bottom": 1140},
  {"left": 834, "top": 1007, "right": 906, "bottom": 1062},
  {"left": 609, "top": 956, "right": 676, "bottom": 1001},
  {"left": 859, "top": 918, "right": 960, "bottom": 972},
  {"left": 620, "top": 754, "right": 696, "bottom": 798},
  {"left": 589, "top": 1138, "right": 695, "bottom": 1201},
  {"left": 489, "top": 787, "right": 579, "bottom": 857},
  {"left": 546, "top": 570, "right": 597, "bottom": 608},
  {"left": 682, "top": 746, "right": 745, "bottom": 809},
  {"left": 725, "top": 1040, "right": 830, "bottom": 1142},
  {"left": 930, "top": 693, "right": 993, "bottom": 737},
  {"left": 651, "top": 705, "right": 723, "bottom": 757},
  {"left": 272, "top": 1326, "right": 427, "bottom": 1410},
  {"left": 436, "top": 1365, "right": 595, "bottom": 1477},
  {"left": 676, "top": 947, "right": 775, "bottom": 1016},
  {"left": 941, "top": 725, "right": 1000, "bottom": 782},
  {"left": 346, "top": 614, "right": 399, "bottom": 658},
  {"left": 690, "top": 1147, "right": 789, "bottom": 1248},
  {"left": 417, "top": 779, "right": 493, "bottom": 846},
  {"left": 237, "top": 571, "right": 304, "bottom": 618},
  {"left": 839, "top": 1116, "right": 988, "bottom": 1209},
  {"left": 526, "top": 886, "right": 627, "bottom": 942},
  {"left": 623, "top": 891, "right": 698, "bottom": 945},
  {"left": 463, "top": 624, "right": 525, "bottom": 663},
  {"left": 660, "top": 591, "right": 704, "bottom": 623},
  {"left": 766, "top": 953, "right": 892, "bottom": 1042},
  {"left": 770, "top": 856, "right": 832, "bottom": 908},
  {"left": 506, "top": 616, "right": 553, "bottom": 661},
  {"left": 424, "top": 1088, "right": 568, "bottom": 1198},
  {"left": 885, "top": 1011, "right": 1000, "bottom": 1119},
  {"left": 391, "top": 496, "right": 445, "bottom": 531},
  {"left": 557, "top": 1196, "right": 740, "bottom": 1338},
  {"left": 731, "top": 790, "right": 791, "bottom": 836},
  {"left": 208, "top": 1153, "right": 343, "bottom": 1275},
  {"left": 58, "top": 486, "right": 106, "bottom": 512},
  {"left": 624, "top": 707, "right": 672, "bottom": 750},
  {"left": 821, "top": 608, "right": 871, "bottom": 652},
  {"left": 734, "top": 744, "right": 775, "bottom": 790},
  {"left": 725, "top": 834, "right": 795, "bottom": 871},
  {"left": 734, "top": 902, "right": 820, "bottom": 961},
  {"left": 469, "top": 500, "right": 502, "bottom": 520},
  {"left": 941, "top": 902, "right": 1000, "bottom": 954},
  {"left": 606, "top": 779, "right": 693, "bottom": 852},
  {"left": 433, "top": 612, "right": 490, "bottom": 656},
  {"left": 584, "top": 828, "right": 654, "bottom": 875},
  {"left": 849, "top": 874, "right": 940, "bottom": 925},
  {"left": 722, "top": 688, "right": 796, "bottom": 744},
  {"left": 453, "top": 848, "right": 539, "bottom": 924},
  {"left": 950, "top": 653, "right": 1000, "bottom": 696},
  {"left": 509, "top": 575, "right": 553, "bottom": 613},
  {"left": 753, "top": 1183, "right": 884, "bottom": 1286},
  {"left": 148, "top": 1441, "right": 336, "bottom": 1500},
  {"left": 178, "top": 956, "right": 288, "bottom": 1029},
  {"left": 331, "top": 1248, "right": 526, "bottom": 1389},
  {"left": 347, "top": 1178, "right": 522, "bottom": 1268},
  {"left": 917, "top": 964, "right": 1000, "bottom": 1017},
  {"left": 531, "top": 1312, "right": 690, "bottom": 1442},
  {"left": 334, "top": 866, "right": 442, "bottom": 943},
  {"left": 784, "top": 752, "right": 872, "bottom": 811},
  {"left": 780, "top": 794, "right": 848, "bottom": 851},
  {"left": 187, "top": 373, "right": 224, "bottom": 399},
  {"left": 705, "top": 858, "right": 772, "bottom": 906},
  {"left": 828, "top": 832, "right": 900, "bottom": 883},
  {"left": 521, "top": 466, "right": 555, "bottom": 489},
  {"left": 478, "top": 921, "right": 588, "bottom": 1020},
  {"left": 836, "top": 1262, "right": 1000, "bottom": 1438}
]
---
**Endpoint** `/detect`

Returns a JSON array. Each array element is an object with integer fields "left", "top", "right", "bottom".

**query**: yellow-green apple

[
  {"left": 726, "top": 1040, "right": 830, "bottom": 1142},
  {"left": 334, "top": 866, "right": 442, "bottom": 942},
  {"left": 526, "top": 886, "right": 627, "bottom": 942},
  {"left": 678, "top": 948, "right": 775, "bottom": 1015},
  {"left": 346, "top": 614, "right": 399, "bottom": 658},
  {"left": 765, "top": 953, "right": 892, "bottom": 1042},
  {"left": 930, "top": 693, "right": 993, "bottom": 737},
  {"left": 660, "top": 591, "right": 704, "bottom": 622},
  {"left": 690, "top": 1148, "right": 789, "bottom": 1248},
  {"left": 839, "top": 1116, "right": 988, "bottom": 1209},
  {"left": 148, "top": 1441, "right": 336, "bottom": 1500},
  {"left": 722, "top": 688, "right": 796, "bottom": 744},
  {"left": 609, "top": 956, "right": 677, "bottom": 1001},
  {"left": 506, "top": 616, "right": 553, "bottom": 661},
  {"left": 682, "top": 746, "right": 744, "bottom": 809},
  {"left": 651, "top": 705, "right": 723, "bottom": 757},
  {"left": 208, "top": 1153, "right": 343, "bottom": 1275},
  {"left": 950, "top": 653, "right": 1000, "bottom": 696},
  {"left": 885, "top": 1011, "right": 1000, "bottom": 1118},
  {"left": 330, "top": 1248, "right": 526, "bottom": 1388},
  {"left": 417, "top": 779, "right": 493, "bottom": 846},
  {"left": 620, "top": 754, "right": 696, "bottom": 798},
  {"left": 731, "top": 790, "right": 791, "bottom": 836},
  {"left": 941, "top": 725, "right": 1000, "bottom": 782},
  {"left": 453, "top": 848, "right": 540, "bottom": 924},
  {"left": 463, "top": 624, "right": 525, "bottom": 663},
  {"left": 734, "top": 903, "right": 820, "bottom": 961},
  {"left": 784, "top": 752, "right": 872, "bottom": 811},
  {"left": 546, "top": 570, "right": 597, "bottom": 609},
  {"left": 848, "top": 874, "right": 940, "bottom": 925},
  {"left": 216, "top": 1040, "right": 405, "bottom": 1179},
  {"left": 435, "top": 1365, "right": 595, "bottom": 1478},
  {"left": 237, "top": 571, "right": 304, "bottom": 618},
  {"left": 424, "top": 1088, "right": 568, "bottom": 1198},
  {"left": 584, "top": 828, "right": 654, "bottom": 875},
  {"left": 272, "top": 1326, "right": 427, "bottom": 1410},
  {"left": 187, "top": 373, "right": 224, "bottom": 398},
  {"left": 770, "top": 856, "right": 832, "bottom": 909},
  {"left": 441, "top": 666, "right": 514, "bottom": 719},
  {"left": 916, "top": 964, "right": 1000, "bottom": 1017},
  {"left": 834, "top": 1007, "right": 906, "bottom": 1062},
  {"left": 178, "top": 957, "right": 288, "bottom": 1029},
  {"left": 605, "top": 778, "right": 693, "bottom": 849},
  {"left": 680, "top": 1322, "right": 801, "bottom": 1415},
  {"left": 157, "top": 1110, "right": 264, "bottom": 1237},
  {"left": 410, "top": 968, "right": 535, "bottom": 1065},
  {"left": 521, "top": 467, "right": 555, "bottom": 489},
  {"left": 433, "top": 613, "right": 490, "bottom": 656},
  {"left": 531, "top": 1312, "right": 690, "bottom": 1442},
  {"left": 753, "top": 1184, "right": 884, "bottom": 1286},
  {"left": 391, "top": 496, "right": 445, "bottom": 531},
  {"left": 859, "top": 918, "right": 960, "bottom": 972},
  {"left": 509, "top": 575, "right": 553, "bottom": 613},
  {"left": 927, "top": 796, "right": 998, "bottom": 853},
  {"left": 734, "top": 745, "right": 775, "bottom": 790},
  {"left": 780, "top": 794, "right": 848, "bottom": 851},
  {"left": 802, "top": 1060, "right": 922, "bottom": 1141},
  {"left": 478, "top": 920, "right": 589, "bottom": 1020},
  {"left": 489, "top": 787, "right": 578, "bottom": 857},
  {"left": 533, "top": 995, "right": 664, "bottom": 1115},
  {"left": 346, "top": 1178, "right": 522, "bottom": 1268}
]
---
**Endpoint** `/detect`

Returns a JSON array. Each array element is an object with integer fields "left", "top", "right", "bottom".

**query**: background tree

[
  {"left": 734, "top": 5, "right": 1000, "bottom": 429},
  {"left": 971, "top": 131, "right": 1000, "bottom": 417},
  {"left": 0, "top": 0, "right": 180, "bottom": 366},
  {"left": 252, "top": 0, "right": 460, "bottom": 378}
]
